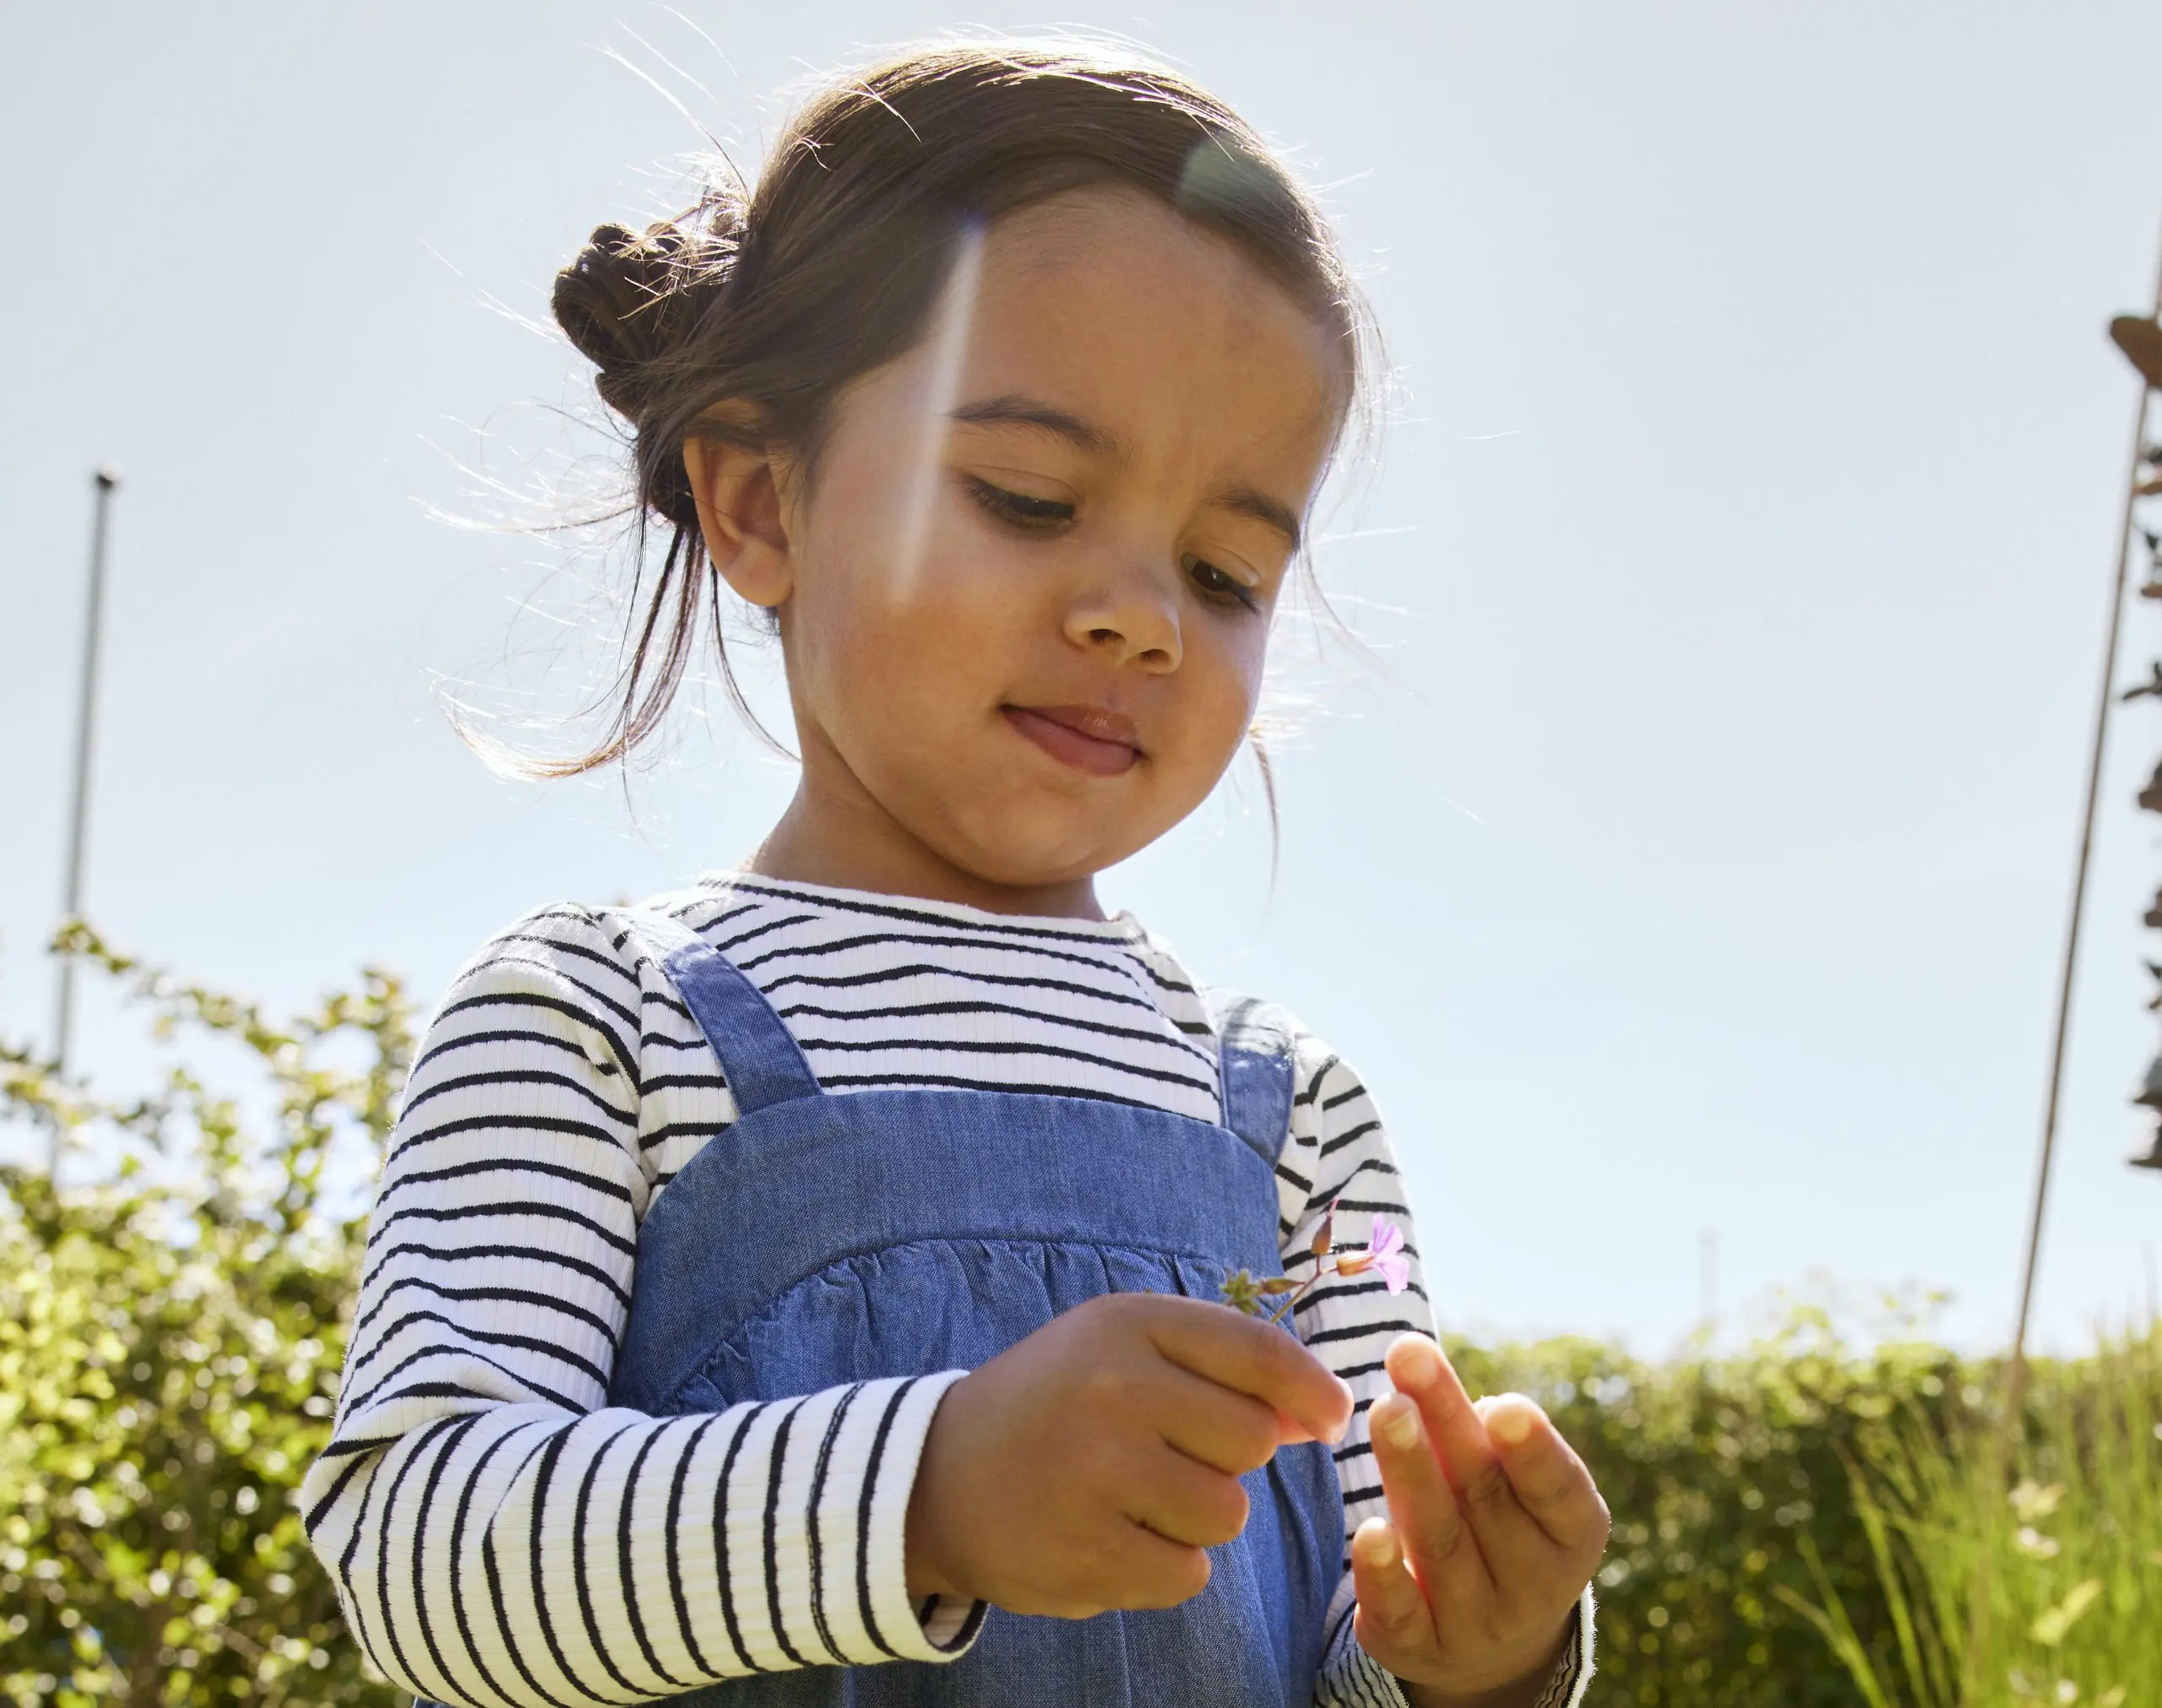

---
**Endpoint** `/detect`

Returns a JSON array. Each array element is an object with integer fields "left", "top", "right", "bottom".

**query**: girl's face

[{"left": 700, "top": 185, "right": 1343, "bottom": 913}]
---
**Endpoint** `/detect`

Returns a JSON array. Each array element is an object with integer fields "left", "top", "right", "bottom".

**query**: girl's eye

[
  {"left": 967, "top": 478, "right": 1074, "bottom": 530},
  {"left": 1183, "top": 551, "right": 1262, "bottom": 613}
]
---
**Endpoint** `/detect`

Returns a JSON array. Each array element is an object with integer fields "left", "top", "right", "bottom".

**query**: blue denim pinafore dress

[{"left": 608, "top": 914, "right": 1344, "bottom": 1705}]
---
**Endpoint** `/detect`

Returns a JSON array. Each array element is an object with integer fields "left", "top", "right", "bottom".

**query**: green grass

[{"left": 1779, "top": 1328, "right": 2160, "bottom": 1708}]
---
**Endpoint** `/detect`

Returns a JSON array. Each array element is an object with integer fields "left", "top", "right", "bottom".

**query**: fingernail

[
  {"left": 1393, "top": 1336, "right": 1442, "bottom": 1390},
  {"left": 1489, "top": 1397, "right": 1537, "bottom": 1446},
  {"left": 1375, "top": 1528, "right": 1401, "bottom": 1569},
  {"left": 1377, "top": 1398, "right": 1421, "bottom": 1449}
]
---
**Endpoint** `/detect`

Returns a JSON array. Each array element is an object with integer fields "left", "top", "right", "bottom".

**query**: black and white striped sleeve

[
  {"left": 1272, "top": 1040, "right": 1595, "bottom": 1708},
  {"left": 299, "top": 910, "right": 980, "bottom": 1708}
]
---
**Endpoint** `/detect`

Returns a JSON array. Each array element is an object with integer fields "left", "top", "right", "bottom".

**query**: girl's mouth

[{"left": 1002, "top": 704, "right": 1143, "bottom": 777}]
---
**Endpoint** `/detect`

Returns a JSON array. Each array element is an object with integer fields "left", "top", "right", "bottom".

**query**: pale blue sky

[{"left": 5, "top": 2, "right": 2161, "bottom": 1353}]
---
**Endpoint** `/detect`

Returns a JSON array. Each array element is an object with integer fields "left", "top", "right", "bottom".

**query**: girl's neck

[{"left": 743, "top": 780, "right": 1109, "bottom": 921}]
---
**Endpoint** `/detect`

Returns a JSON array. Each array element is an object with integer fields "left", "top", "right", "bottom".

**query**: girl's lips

[{"left": 1002, "top": 704, "right": 1143, "bottom": 777}]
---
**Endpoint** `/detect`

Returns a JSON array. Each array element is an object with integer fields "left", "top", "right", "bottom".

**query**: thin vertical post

[
  {"left": 1698, "top": 1228, "right": 1718, "bottom": 1332},
  {"left": 2009, "top": 241, "right": 2162, "bottom": 1403},
  {"left": 50, "top": 467, "right": 119, "bottom": 1176}
]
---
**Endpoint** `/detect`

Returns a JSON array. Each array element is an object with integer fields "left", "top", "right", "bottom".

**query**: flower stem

[{"left": 1268, "top": 1272, "right": 1323, "bottom": 1326}]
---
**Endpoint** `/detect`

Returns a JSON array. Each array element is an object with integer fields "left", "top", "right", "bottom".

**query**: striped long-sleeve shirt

[{"left": 301, "top": 873, "right": 1590, "bottom": 1707}]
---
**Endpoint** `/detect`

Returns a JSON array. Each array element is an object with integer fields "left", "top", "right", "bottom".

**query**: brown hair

[{"left": 546, "top": 39, "right": 1371, "bottom": 774}]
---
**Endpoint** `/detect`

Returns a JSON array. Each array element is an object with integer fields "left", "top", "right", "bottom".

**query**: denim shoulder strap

[
  {"left": 625, "top": 908, "right": 822, "bottom": 1115},
  {"left": 1214, "top": 994, "right": 1297, "bottom": 1166}
]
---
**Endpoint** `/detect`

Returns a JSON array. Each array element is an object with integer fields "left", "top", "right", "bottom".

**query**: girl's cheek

[
  {"left": 816, "top": 556, "right": 1011, "bottom": 729},
  {"left": 1207, "top": 618, "right": 1272, "bottom": 719},
  {"left": 1162, "top": 649, "right": 1264, "bottom": 803}
]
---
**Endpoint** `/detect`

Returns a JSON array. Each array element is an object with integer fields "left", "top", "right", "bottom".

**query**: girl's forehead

[
  {"left": 962, "top": 188, "right": 1343, "bottom": 463},
  {"left": 977, "top": 186, "right": 1316, "bottom": 343}
]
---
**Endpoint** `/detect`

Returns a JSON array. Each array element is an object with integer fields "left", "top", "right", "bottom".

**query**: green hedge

[
  {"left": 1454, "top": 1329, "right": 1984, "bottom": 1705},
  {"left": 3, "top": 930, "right": 2152, "bottom": 1706},
  {"left": 2, "top": 928, "right": 407, "bottom": 1708}
]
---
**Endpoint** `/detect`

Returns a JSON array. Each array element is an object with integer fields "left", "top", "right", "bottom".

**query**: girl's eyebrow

[
  {"left": 951, "top": 393, "right": 1303, "bottom": 550},
  {"left": 1214, "top": 482, "right": 1302, "bottom": 551},
  {"left": 950, "top": 394, "right": 1122, "bottom": 459}
]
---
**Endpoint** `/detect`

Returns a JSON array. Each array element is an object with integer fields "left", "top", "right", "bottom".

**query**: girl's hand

[
  {"left": 904, "top": 1293, "right": 1354, "bottom": 1617},
  {"left": 1353, "top": 1336, "right": 1610, "bottom": 1708}
]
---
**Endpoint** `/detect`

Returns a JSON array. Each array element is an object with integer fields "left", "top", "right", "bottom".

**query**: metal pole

[
  {"left": 2008, "top": 243, "right": 2162, "bottom": 1400},
  {"left": 1698, "top": 1228, "right": 1718, "bottom": 1331},
  {"left": 50, "top": 467, "right": 119, "bottom": 1175}
]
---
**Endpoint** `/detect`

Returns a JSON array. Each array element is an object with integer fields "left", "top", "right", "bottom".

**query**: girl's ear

[{"left": 683, "top": 424, "right": 794, "bottom": 608}]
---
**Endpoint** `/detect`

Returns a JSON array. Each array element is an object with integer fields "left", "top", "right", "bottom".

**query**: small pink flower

[{"left": 1338, "top": 1215, "right": 1410, "bottom": 1294}]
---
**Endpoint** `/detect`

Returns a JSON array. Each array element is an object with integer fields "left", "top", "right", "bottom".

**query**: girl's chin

[{"left": 932, "top": 810, "right": 1146, "bottom": 892}]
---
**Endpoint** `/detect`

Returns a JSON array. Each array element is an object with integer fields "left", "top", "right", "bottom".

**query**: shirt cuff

[
  {"left": 1317, "top": 1597, "right": 1412, "bottom": 1707},
  {"left": 1316, "top": 1583, "right": 1595, "bottom": 1707},
  {"left": 1535, "top": 1586, "right": 1597, "bottom": 1708},
  {"left": 852, "top": 1369, "right": 987, "bottom": 1664}
]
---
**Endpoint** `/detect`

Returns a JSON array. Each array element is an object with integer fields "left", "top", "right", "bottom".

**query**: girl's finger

[
  {"left": 1143, "top": 1298, "right": 1354, "bottom": 1445},
  {"left": 1103, "top": 1520, "right": 1218, "bottom": 1613},
  {"left": 1152, "top": 1363, "right": 1293, "bottom": 1478},
  {"left": 1349, "top": 1517, "right": 1437, "bottom": 1669},
  {"left": 1484, "top": 1395, "right": 1611, "bottom": 1558},
  {"left": 1368, "top": 1389, "right": 1493, "bottom": 1621},
  {"left": 1122, "top": 1440, "right": 1252, "bottom": 1551},
  {"left": 1386, "top": 1337, "right": 1551, "bottom": 1577}
]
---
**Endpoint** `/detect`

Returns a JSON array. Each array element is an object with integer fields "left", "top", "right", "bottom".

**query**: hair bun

[{"left": 552, "top": 214, "right": 727, "bottom": 418}]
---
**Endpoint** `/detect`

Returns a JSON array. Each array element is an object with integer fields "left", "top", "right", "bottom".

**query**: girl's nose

[{"left": 1062, "top": 565, "right": 1183, "bottom": 672}]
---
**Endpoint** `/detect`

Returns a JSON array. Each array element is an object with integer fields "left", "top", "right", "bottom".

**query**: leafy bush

[
  {"left": 0, "top": 926, "right": 410, "bottom": 1708},
  {"left": 1, "top": 930, "right": 2153, "bottom": 1707}
]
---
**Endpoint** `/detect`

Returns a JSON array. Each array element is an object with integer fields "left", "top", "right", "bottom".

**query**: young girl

[{"left": 304, "top": 41, "right": 1606, "bottom": 1708}]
